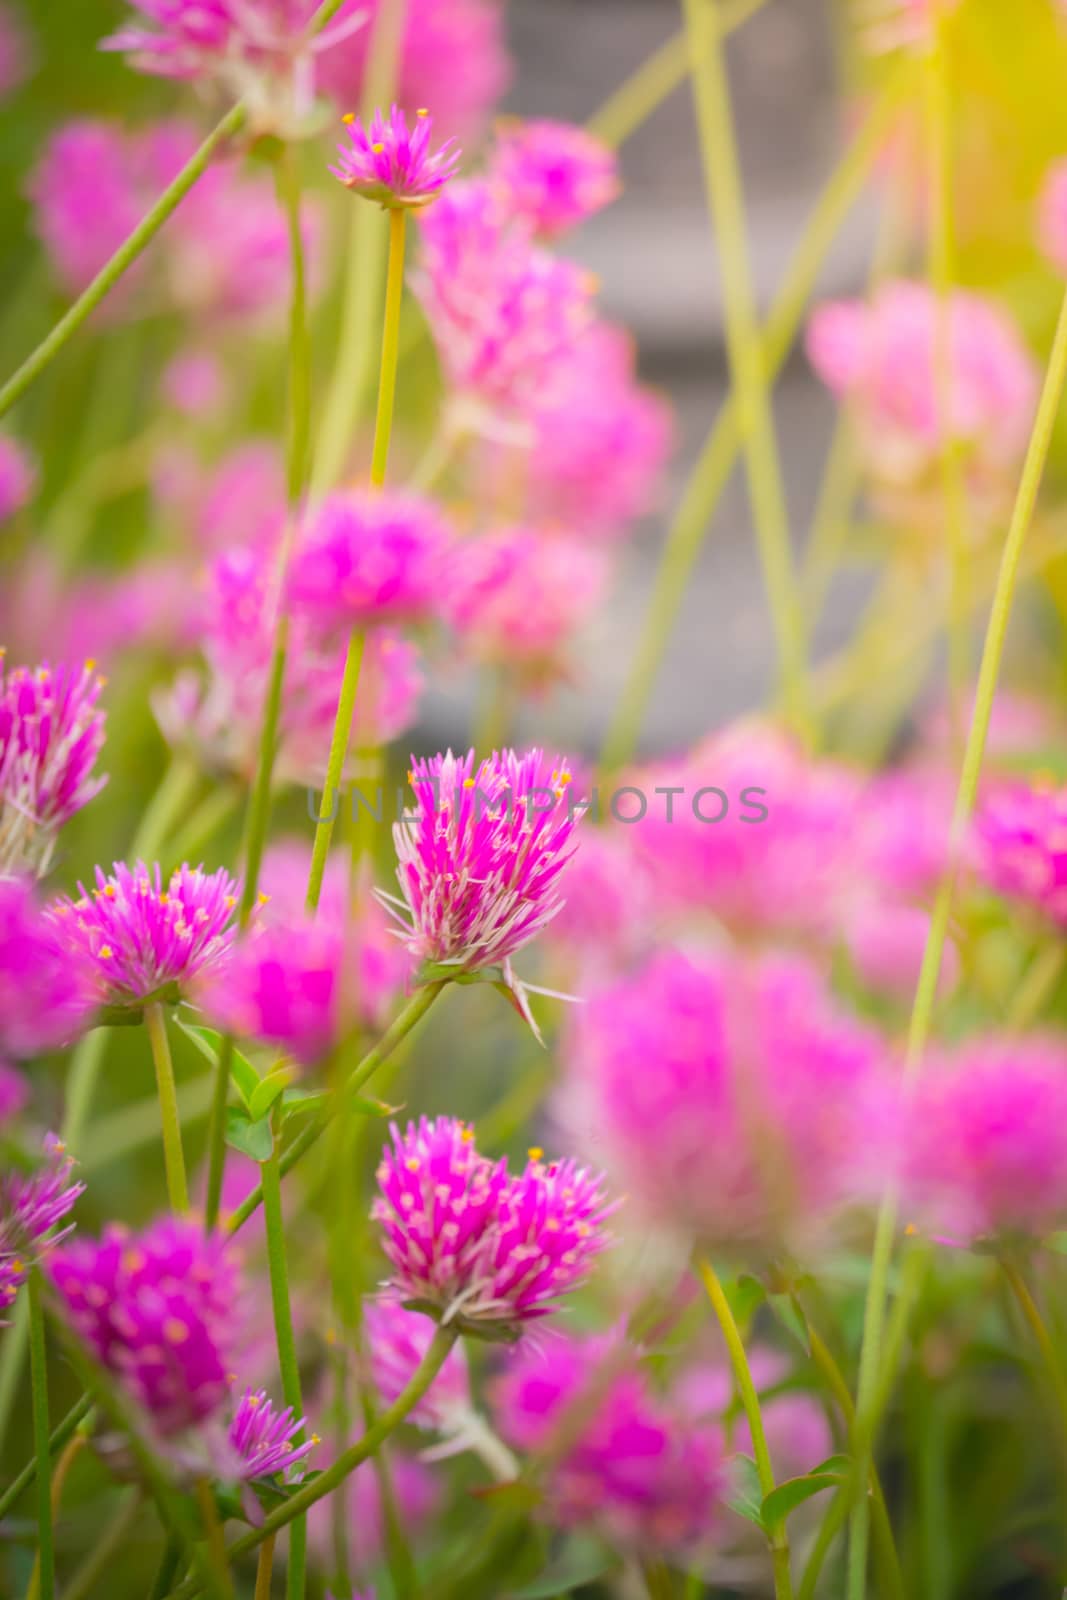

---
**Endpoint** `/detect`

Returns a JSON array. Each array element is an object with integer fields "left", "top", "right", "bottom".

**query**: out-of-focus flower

[
  {"left": 0, "top": 877, "right": 89, "bottom": 1063},
  {"left": 0, "top": 437, "right": 35, "bottom": 521},
  {"left": 288, "top": 491, "right": 454, "bottom": 628},
  {"left": 445, "top": 530, "right": 609, "bottom": 681},
  {"left": 227, "top": 1387, "right": 316, "bottom": 1481},
  {"left": 160, "top": 351, "right": 229, "bottom": 417},
  {"left": 675, "top": 1346, "right": 833, "bottom": 1487},
  {"left": 566, "top": 947, "right": 888, "bottom": 1255},
  {"left": 372, "top": 1117, "right": 613, "bottom": 1339},
  {"left": 363, "top": 1297, "right": 471, "bottom": 1429},
  {"left": 101, "top": 1, "right": 368, "bottom": 136},
  {"left": 0, "top": 4, "right": 31, "bottom": 97},
  {"left": 1, "top": 1136, "right": 83, "bottom": 1319},
  {"left": 489, "top": 119, "right": 619, "bottom": 238},
  {"left": 308, "top": 1453, "right": 439, "bottom": 1580},
  {"left": 973, "top": 777, "right": 1067, "bottom": 927},
  {"left": 548, "top": 827, "right": 652, "bottom": 976},
  {"left": 331, "top": 104, "right": 459, "bottom": 209},
  {"left": 862, "top": 0, "right": 960, "bottom": 54},
  {"left": 50, "top": 1217, "right": 241, "bottom": 1436},
  {"left": 493, "top": 1328, "right": 726, "bottom": 1554},
  {"left": 49, "top": 860, "right": 239, "bottom": 1009},
  {"left": 0, "top": 1065, "right": 28, "bottom": 1126},
  {"left": 1037, "top": 157, "right": 1067, "bottom": 279},
  {"left": 902, "top": 1038, "right": 1067, "bottom": 1244},
  {"left": 414, "top": 180, "right": 596, "bottom": 419},
  {"left": 0, "top": 658, "right": 107, "bottom": 878},
  {"left": 806, "top": 280, "right": 1037, "bottom": 492}
]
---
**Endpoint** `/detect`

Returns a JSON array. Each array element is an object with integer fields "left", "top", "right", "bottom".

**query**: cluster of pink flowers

[
  {"left": 0, "top": 658, "right": 107, "bottom": 878},
  {"left": 973, "top": 776, "right": 1067, "bottom": 927},
  {"left": 1, "top": 1137, "right": 83, "bottom": 1319},
  {"left": 0, "top": 436, "right": 34, "bottom": 521}
]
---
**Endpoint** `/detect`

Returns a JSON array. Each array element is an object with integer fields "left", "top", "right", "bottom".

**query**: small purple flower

[
  {"left": 372, "top": 1116, "right": 613, "bottom": 1340},
  {"left": 0, "top": 658, "right": 107, "bottom": 878},
  {"left": 363, "top": 1297, "right": 470, "bottom": 1430},
  {"left": 1, "top": 1136, "right": 84, "bottom": 1319},
  {"left": 488, "top": 119, "right": 619, "bottom": 239},
  {"left": 49, "top": 1217, "right": 241, "bottom": 1436},
  {"left": 288, "top": 491, "right": 454, "bottom": 628},
  {"left": 973, "top": 777, "right": 1067, "bottom": 927},
  {"left": 227, "top": 1387, "right": 316, "bottom": 1481},
  {"left": 0, "top": 437, "right": 35, "bottom": 521},
  {"left": 0, "top": 876, "right": 90, "bottom": 1063},
  {"left": 49, "top": 860, "right": 239, "bottom": 1009},
  {"left": 331, "top": 105, "right": 459, "bottom": 209}
]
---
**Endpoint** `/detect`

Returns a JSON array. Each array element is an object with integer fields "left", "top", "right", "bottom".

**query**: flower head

[
  {"left": 1, "top": 1136, "right": 83, "bottom": 1319},
  {"left": 227, "top": 1387, "right": 315, "bottom": 1481},
  {"left": 488, "top": 119, "right": 619, "bottom": 238},
  {"left": 372, "top": 1117, "right": 613, "bottom": 1339},
  {"left": 0, "top": 876, "right": 89, "bottom": 1062},
  {"left": 331, "top": 105, "right": 459, "bottom": 209},
  {"left": 973, "top": 777, "right": 1067, "bottom": 927},
  {"left": 0, "top": 437, "right": 35, "bottom": 521},
  {"left": 49, "top": 1217, "right": 241, "bottom": 1436},
  {"left": 49, "top": 860, "right": 239, "bottom": 1009},
  {"left": 363, "top": 1297, "right": 471, "bottom": 1429},
  {"left": 288, "top": 491, "right": 454, "bottom": 628},
  {"left": 0, "top": 658, "right": 107, "bottom": 878}
]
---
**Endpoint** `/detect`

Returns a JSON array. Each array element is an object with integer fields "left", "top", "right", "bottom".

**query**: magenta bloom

[
  {"left": 0, "top": 658, "right": 107, "bottom": 878},
  {"left": 50, "top": 861, "right": 239, "bottom": 1009},
  {"left": 372, "top": 1117, "right": 613, "bottom": 1339},
  {"left": 493, "top": 1329, "right": 726, "bottom": 1554},
  {"left": 288, "top": 491, "right": 454, "bottom": 627},
  {"left": 50, "top": 1217, "right": 241, "bottom": 1436},
  {"left": 331, "top": 105, "right": 459, "bottom": 209},
  {"left": 363, "top": 1298, "right": 471, "bottom": 1429},
  {"left": 973, "top": 777, "right": 1067, "bottom": 927},
  {"left": 567, "top": 947, "right": 889, "bottom": 1254},
  {"left": 1, "top": 1136, "right": 83, "bottom": 1320},
  {"left": 489, "top": 119, "right": 619, "bottom": 238},
  {"left": 0, "top": 437, "right": 35, "bottom": 520},
  {"left": 0, "top": 1065, "right": 28, "bottom": 1126},
  {"left": 385, "top": 748, "right": 582, "bottom": 989},
  {"left": 227, "top": 1387, "right": 315, "bottom": 1481},
  {"left": 902, "top": 1038, "right": 1067, "bottom": 1245},
  {"left": 0, "top": 877, "right": 89, "bottom": 1063}
]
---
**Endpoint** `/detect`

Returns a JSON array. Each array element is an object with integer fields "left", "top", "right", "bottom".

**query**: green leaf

[
  {"left": 732, "top": 1272, "right": 768, "bottom": 1328},
  {"left": 809, "top": 1453, "right": 852, "bottom": 1478},
  {"left": 761, "top": 1466, "right": 848, "bottom": 1528},
  {"left": 174, "top": 1020, "right": 260, "bottom": 1110},
  {"left": 767, "top": 1292, "right": 811, "bottom": 1354},
  {"left": 248, "top": 1064, "right": 296, "bottom": 1123},
  {"left": 224, "top": 1107, "right": 273, "bottom": 1162},
  {"left": 727, "top": 1454, "right": 766, "bottom": 1529}
]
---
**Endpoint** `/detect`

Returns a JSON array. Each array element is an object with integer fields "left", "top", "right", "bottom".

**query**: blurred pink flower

[
  {"left": 1038, "top": 156, "right": 1067, "bottom": 280},
  {"left": 548, "top": 826, "right": 652, "bottom": 976},
  {"left": 331, "top": 104, "right": 459, "bottom": 209},
  {"left": 160, "top": 350, "right": 229, "bottom": 417},
  {"left": 307, "top": 1452, "right": 440, "bottom": 1579},
  {"left": 288, "top": 490, "right": 455, "bottom": 628},
  {"left": 488, "top": 119, "right": 619, "bottom": 239},
  {"left": 1, "top": 1136, "right": 83, "bottom": 1320},
  {"left": 973, "top": 776, "right": 1067, "bottom": 927},
  {"left": 0, "top": 437, "right": 35, "bottom": 520},
  {"left": 863, "top": 0, "right": 960, "bottom": 54},
  {"left": 0, "top": 1064, "right": 28, "bottom": 1125},
  {"left": 0, "top": 878, "right": 89, "bottom": 1065},
  {"left": 363, "top": 1297, "right": 471, "bottom": 1429}
]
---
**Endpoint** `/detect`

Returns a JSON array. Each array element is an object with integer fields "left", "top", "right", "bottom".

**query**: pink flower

[
  {"left": 902, "top": 1038, "right": 1067, "bottom": 1244},
  {"left": 1039, "top": 156, "right": 1067, "bottom": 281},
  {"left": 973, "top": 777, "right": 1067, "bottom": 927},
  {"left": 548, "top": 827, "right": 652, "bottom": 976},
  {"left": 372, "top": 1117, "right": 614, "bottom": 1339},
  {"left": 308, "top": 1454, "right": 439, "bottom": 1580},
  {"left": 807, "top": 280, "right": 1037, "bottom": 487},
  {"left": 0, "top": 658, "right": 107, "bottom": 878},
  {"left": 363, "top": 1297, "right": 471, "bottom": 1429},
  {"left": 489, "top": 119, "right": 619, "bottom": 238},
  {"left": 0, "top": 877, "right": 89, "bottom": 1064},
  {"left": 0, "top": 437, "right": 35, "bottom": 520},
  {"left": 160, "top": 351, "right": 229, "bottom": 416},
  {"left": 227, "top": 1387, "right": 315, "bottom": 1481},
  {"left": 0, "top": 4, "right": 31, "bottom": 97},
  {"left": 50, "top": 1217, "right": 241, "bottom": 1436},
  {"left": 331, "top": 104, "right": 459, "bottom": 209},
  {"left": 862, "top": 0, "right": 960, "bottom": 53},
  {"left": 1, "top": 1136, "right": 83, "bottom": 1320},
  {"left": 0, "top": 1065, "right": 28, "bottom": 1126},
  {"left": 566, "top": 947, "right": 889, "bottom": 1254},
  {"left": 49, "top": 860, "right": 239, "bottom": 1009},
  {"left": 492, "top": 1329, "right": 726, "bottom": 1554},
  {"left": 288, "top": 491, "right": 455, "bottom": 628},
  {"left": 445, "top": 529, "right": 609, "bottom": 679}
]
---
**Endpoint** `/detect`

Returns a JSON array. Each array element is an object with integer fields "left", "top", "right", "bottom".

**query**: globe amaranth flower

[
  {"left": 287, "top": 491, "right": 455, "bottom": 628},
  {"left": 565, "top": 947, "right": 889, "bottom": 1256},
  {"left": 0, "top": 436, "right": 35, "bottom": 521},
  {"left": 492, "top": 1328, "right": 726, "bottom": 1554},
  {"left": 1, "top": 1136, "right": 84, "bottom": 1319},
  {"left": 49, "top": 860, "right": 239, "bottom": 1010},
  {"left": 49, "top": 1217, "right": 241, "bottom": 1436},
  {"left": 227, "top": 1387, "right": 316, "bottom": 1481},
  {"left": 331, "top": 105, "right": 459, "bottom": 209},
  {"left": 0, "top": 876, "right": 90, "bottom": 1063},
  {"left": 973, "top": 777, "right": 1067, "bottom": 927},
  {"left": 372, "top": 1117, "right": 614, "bottom": 1340},
  {"left": 488, "top": 118, "right": 619, "bottom": 238},
  {"left": 0, "top": 657, "right": 107, "bottom": 878},
  {"left": 363, "top": 1297, "right": 471, "bottom": 1430},
  {"left": 902, "top": 1037, "right": 1067, "bottom": 1245}
]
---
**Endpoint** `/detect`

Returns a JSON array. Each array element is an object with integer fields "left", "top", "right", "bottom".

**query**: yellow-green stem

[
  {"left": 145, "top": 1004, "right": 189, "bottom": 1214},
  {"left": 370, "top": 208, "right": 407, "bottom": 488},
  {"left": 847, "top": 279, "right": 1067, "bottom": 1598},
  {"left": 195, "top": 1478, "right": 234, "bottom": 1600},
  {"left": 27, "top": 1272, "right": 54, "bottom": 1600},
  {"left": 260, "top": 1132, "right": 307, "bottom": 1600},
  {"left": 1001, "top": 1256, "right": 1067, "bottom": 1556},
  {"left": 254, "top": 1536, "right": 277, "bottom": 1600},
  {"left": 26, "top": 1432, "right": 87, "bottom": 1600}
]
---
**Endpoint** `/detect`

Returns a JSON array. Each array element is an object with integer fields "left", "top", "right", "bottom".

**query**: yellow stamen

[{"left": 527, "top": 1147, "right": 543, "bottom": 1161}]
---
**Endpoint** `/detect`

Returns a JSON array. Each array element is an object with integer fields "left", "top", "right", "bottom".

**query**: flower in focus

[
  {"left": 363, "top": 1297, "right": 471, "bottom": 1429},
  {"left": 566, "top": 947, "right": 889, "bottom": 1254},
  {"left": 288, "top": 491, "right": 455, "bottom": 627},
  {"left": 227, "top": 1387, "right": 316, "bottom": 1481},
  {"left": 50, "top": 1217, "right": 241, "bottom": 1436},
  {"left": 488, "top": 118, "right": 619, "bottom": 238},
  {"left": 372, "top": 1117, "right": 613, "bottom": 1339},
  {"left": 0, "top": 877, "right": 89, "bottom": 1062},
  {"left": 0, "top": 437, "right": 35, "bottom": 520},
  {"left": 0, "top": 658, "right": 107, "bottom": 878},
  {"left": 492, "top": 1328, "right": 726, "bottom": 1554},
  {"left": 0, "top": 4, "right": 31, "bottom": 97},
  {"left": 902, "top": 1038, "right": 1067, "bottom": 1245},
  {"left": 49, "top": 860, "right": 239, "bottom": 1009},
  {"left": 331, "top": 105, "right": 459, "bottom": 209},
  {"left": 0, "top": 1136, "right": 83, "bottom": 1319},
  {"left": 973, "top": 777, "right": 1067, "bottom": 927}
]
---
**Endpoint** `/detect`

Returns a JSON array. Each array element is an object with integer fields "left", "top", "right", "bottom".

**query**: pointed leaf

[
  {"left": 248, "top": 1064, "right": 296, "bottom": 1123},
  {"left": 174, "top": 1020, "right": 261, "bottom": 1110},
  {"left": 761, "top": 1470, "right": 844, "bottom": 1528},
  {"left": 767, "top": 1292, "right": 811, "bottom": 1354},
  {"left": 727, "top": 1454, "right": 766, "bottom": 1529},
  {"left": 224, "top": 1107, "right": 273, "bottom": 1162}
]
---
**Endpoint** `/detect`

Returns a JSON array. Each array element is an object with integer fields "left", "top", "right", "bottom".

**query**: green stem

[
  {"left": 798, "top": 1489, "right": 849, "bottom": 1600},
  {"left": 305, "top": 629, "right": 365, "bottom": 912},
  {"left": 847, "top": 275, "right": 1067, "bottom": 1600},
  {"left": 130, "top": 757, "right": 201, "bottom": 864},
  {"left": 260, "top": 1133, "right": 307, "bottom": 1600},
  {"left": 0, "top": 1395, "right": 93, "bottom": 1522},
  {"left": 370, "top": 208, "right": 407, "bottom": 488},
  {"left": 167, "top": 783, "right": 242, "bottom": 868},
  {"left": 27, "top": 1274, "right": 54, "bottom": 1600},
  {"left": 227, "top": 982, "right": 446, "bottom": 1235},
  {"left": 0, "top": 105, "right": 245, "bottom": 420},
  {"left": 599, "top": 68, "right": 906, "bottom": 771},
  {"left": 148, "top": 1536, "right": 183, "bottom": 1600},
  {"left": 145, "top": 1004, "right": 189, "bottom": 1214},
  {"left": 168, "top": 1327, "right": 460, "bottom": 1599},
  {"left": 697, "top": 1259, "right": 793, "bottom": 1599},
  {"left": 254, "top": 1535, "right": 277, "bottom": 1600},
  {"left": 682, "top": 0, "right": 809, "bottom": 736},
  {"left": 1001, "top": 1257, "right": 1067, "bottom": 1454},
  {"left": 1008, "top": 942, "right": 1066, "bottom": 1030}
]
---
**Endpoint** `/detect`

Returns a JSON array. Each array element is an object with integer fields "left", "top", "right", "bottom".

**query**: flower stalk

[{"left": 145, "top": 1003, "right": 189, "bottom": 1214}]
